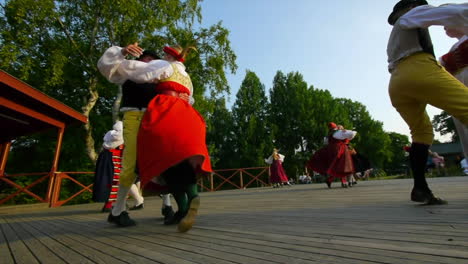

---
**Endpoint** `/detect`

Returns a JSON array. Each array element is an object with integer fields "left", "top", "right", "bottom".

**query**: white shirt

[
  {"left": 333, "top": 129, "right": 357, "bottom": 140},
  {"left": 97, "top": 46, "right": 190, "bottom": 90},
  {"left": 399, "top": 4, "right": 468, "bottom": 32},
  {"left": 97, "top": 46, "right": 195, "bottom": 106},
  {"left": 265, "top": 154, "right": 285, "bottom": 164},
  {"left": 461, "top": 158, "right": 468, "bottom": 175}
]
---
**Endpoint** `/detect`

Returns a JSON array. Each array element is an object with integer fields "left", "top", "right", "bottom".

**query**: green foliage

[
  {"left": 231, "top": 70, "right": 273, "bottom": 167},
  {"left": 383, "top": 132, "right": 410, "bottom": 174},
  {"left": 0, "top": 0, "right": 237, "bottom": 204},
  {"left": 432, "top": 111, "right": 457, "bottom": 142}
]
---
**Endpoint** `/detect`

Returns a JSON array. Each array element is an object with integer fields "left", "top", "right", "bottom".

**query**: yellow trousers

[
  {"left": 120, "top": 111, "right": 145, "bottom": 187},
  {"left": 389, "top": 53, "right": 468, "bottom": 145}
]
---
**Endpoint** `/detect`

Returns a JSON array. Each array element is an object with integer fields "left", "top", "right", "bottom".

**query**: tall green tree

[
  {"left": 269, "top": 71, "right": 311, "bottom": 177},
  {"left": 384, "top": 132, "right": 410, "bottom": 174},
  {"left": 432, "top": 111, "right": 457, "bottom": 142},
  {"left": 0, "top": 0, "right": 236, "bottom": 170},
  {"left": 232, "top": 70, "right": 272, "bottom": 167},
  {"left": 206, "top": 98, "right": 237, "bottom": 169}
]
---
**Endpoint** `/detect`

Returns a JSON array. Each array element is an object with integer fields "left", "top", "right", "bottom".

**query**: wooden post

[
  {"left": 210, "top": 173, "right": 214, "bottom": 192},
  {"left": 0, "top": 142, "right": 12, "bottom": 176},
  {"left": 239, "top": 170, "right": 244, "bottom": 189},
  {"left": 47, "top": 127, "right": 65, "bottom": 207}
]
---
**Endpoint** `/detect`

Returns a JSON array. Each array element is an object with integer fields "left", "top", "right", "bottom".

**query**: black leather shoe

[
  {"left": 162, "top": 205, "right": 175, "bottom": 218},
  {"left": 129, "top": 203, "right": 144, "bottom": 211},
  {"left": 107, "top": 211, "right": 136, "bottom": 227},
  {"left": 326, "top": 181, "right": 332, "bottom": 189},
  {"left": 411, "top": 188, "right": 447, "bottom": 205},
  {"left": 164, "top": 211, "right": 185, "bottom": 225}
]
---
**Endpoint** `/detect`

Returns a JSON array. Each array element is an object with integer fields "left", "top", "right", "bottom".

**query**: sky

[{"left": 199, "top": 0, "right": 466, "bottom": 141}]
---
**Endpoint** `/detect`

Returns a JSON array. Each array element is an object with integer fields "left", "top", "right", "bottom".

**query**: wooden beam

[
  {"left": 0, "top": 97, "right": 65, "bottom": 128},
  {"left": 0, "top": 142, "right": 11, "bottom": 176},
  {"left": 0, "top": 70, "right": 87, "bottom": 124}
]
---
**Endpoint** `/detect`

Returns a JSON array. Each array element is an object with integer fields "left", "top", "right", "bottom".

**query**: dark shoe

[
  {"left": 162, "top": 205, "right": 175, "bottom": 219},
  {"left": 326, "top": 181, "right": 332, "bottom": 189},
  {"left": 341, "top": 183, "right": 348, "bottom": 188},
  {"left": 426, "top": 196, "right": 448, "bottom": 205},
  {"left": 178, "top": 196, "right": 200, "bottom": 233},
  {"left": 107, "top": 211, "right": 136, "bottom": 227},
  {"left": 129, "top": 203, "right": 144, "bottom": 211},
  {"left": 164, "top": 211, "right": 185, "bottom": 225},
  {"left": 411, "top": 188, "right": 447, "bottom": 205}
]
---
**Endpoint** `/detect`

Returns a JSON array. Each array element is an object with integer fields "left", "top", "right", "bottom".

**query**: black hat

[
  {"left": 138, "top": 50, "right": 160, "bottom": 60},
  {"left": 388, "top": 0, "right": 428, "bottom": 25}
]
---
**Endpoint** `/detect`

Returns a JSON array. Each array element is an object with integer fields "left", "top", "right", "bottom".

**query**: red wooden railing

[{"left": 0, "top": 167, "right": 271, "bottom": 207}]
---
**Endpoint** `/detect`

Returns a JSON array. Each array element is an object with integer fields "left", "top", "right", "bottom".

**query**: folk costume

[
  {"left": 92, "top": 122, "right": 144, "bottom": 213},
  {"left": 307, "top": 123, "right": 357, "bottom": 188},
  {"left": 440, "top": 34, "right": 468, "bottom": 160},
  {"left": 98, "top": 49, "right": 176, "bottom": 227},
  {"left": 387, "top": 0, "right": 468, "bottom": 204},
  {"left": 98, "top": 45, "right": 211, "bottom": 232},
  {"left": 265, "top": 149, "right": 290, "bottom": 187},
  {"left": 92, "top": 122, "right": 125, "bottom": 212}
]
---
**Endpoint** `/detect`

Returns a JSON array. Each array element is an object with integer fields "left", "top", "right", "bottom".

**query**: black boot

[
  {"left": 164, "top": 211, "right": 185, "bottom": 225},
  {"left": 162, "top": 205, "right": 175, "bottom": 221},
  {"left": 409, "top": 143, "right": 447, "bottom": 205}
]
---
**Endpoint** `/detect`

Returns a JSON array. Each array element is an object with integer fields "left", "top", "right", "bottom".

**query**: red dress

[
  {"left": 137, "top": 80, "right": 212, "bottom": 187},
  {"left": 307, "top": 136, "right": 354, "bottom": 178},
  {"left": 269, "top": 159, "right": 289, "bottom": 183}
]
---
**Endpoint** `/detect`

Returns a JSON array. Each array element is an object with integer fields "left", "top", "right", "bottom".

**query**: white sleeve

[
  {"left": 278, "top": 154, "right": 285, "bottom": 162},
  {"left": 399, "top": 4, "right": 468, "bottom": 29},
  {"left": 333, "top": 130, "right": 357, "bottom": 140},
  {"left": 97, "top": 46, "right": 174, "bottom": 84},
  {"left": 265, "top": 155, "right": 273, "bottom": 165},
  {"left": 125, "top": 60, "right": 173, "bottom": 83},
  {"left": 97, "top": 46, "right": 127, "bottom": 84}
]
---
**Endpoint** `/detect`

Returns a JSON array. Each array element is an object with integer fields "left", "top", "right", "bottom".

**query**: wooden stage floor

[{"left": 1, "top": 177, "right": 468, "bottom": 264}]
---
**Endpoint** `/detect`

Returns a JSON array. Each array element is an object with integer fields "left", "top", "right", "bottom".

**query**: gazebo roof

[{"left": 0, "top": 70, "right": 87, "bottom": 143}]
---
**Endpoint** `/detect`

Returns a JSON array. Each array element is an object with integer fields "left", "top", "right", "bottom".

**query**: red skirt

[
  {"left": 137, "top": 84, "right": 212, "bottom": 187},
  {"left": 307, "top": 141, "right": 354, "bottom": 178},
  {"left": 270, "top": 160, "right": 289, "bottom": 183}
]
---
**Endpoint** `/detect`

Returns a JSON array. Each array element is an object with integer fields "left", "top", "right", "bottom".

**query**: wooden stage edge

[{"left": 1, "top": 177, "right": 468, "bottom": 264}]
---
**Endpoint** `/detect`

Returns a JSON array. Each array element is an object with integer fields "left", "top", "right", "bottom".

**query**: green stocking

[
  {"left": 172, "top": 191, "right": 188, "bottom": 213},
  {"left": 185, "top": 183, "right": 199, "bottom": 201}
]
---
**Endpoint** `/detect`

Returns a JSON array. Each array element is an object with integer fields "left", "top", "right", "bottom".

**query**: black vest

[{"left": 120, "top": 80, "right": 158, "bottom": 109}]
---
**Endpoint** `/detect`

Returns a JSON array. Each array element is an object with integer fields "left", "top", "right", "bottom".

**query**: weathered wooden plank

[
  {"left": 0, "top": 217, "right": 15, "bottom": 264},
  {"left": 0, "top": 177, "right": 467, "bottom": 264},
  {"left": 192, "top": 226, "right": 466, "bottom": 264},
  {"left": 57, "top": 215, "right": 240, "bottom": 264},
  {"left": 40, "top": 215, "right": 200, "bottom": 264},
  {"left": 21, "top": 215, "right": 128, "bottom": 264},
  {"left": 3, "top": 216, "right": 66, "bottom": 264},
  {"left": 5, "top": 216, "right": 94, "bottom": 264},
  {"left": 0, "top": 216, "right": 40, "bottom": 264}
]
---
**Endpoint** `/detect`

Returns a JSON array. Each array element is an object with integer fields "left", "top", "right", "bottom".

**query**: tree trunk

[
  {"left": 82, "top": 77, "right": 99, "bottom": 162},
  {"left": 112, "top": 85, "right": 122, "bottom": 122}
]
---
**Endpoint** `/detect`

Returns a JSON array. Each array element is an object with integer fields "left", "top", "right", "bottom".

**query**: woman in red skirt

[
  {"left": 307, "top": 122, "right": 356, "bottom": 188},
  {"left": 98, "top": 43, "right": 211, "bottom": 232},
  {"left": 265, "top": 148, "right": 291, "bottom": 187}
]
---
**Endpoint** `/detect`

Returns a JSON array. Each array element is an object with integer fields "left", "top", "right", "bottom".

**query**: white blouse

[
  {"left": 399, "top": 4, "right": 468, "bottom": 32},
  {"left": 97, "top": 46, "right": 189, "bottom": 86}
]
